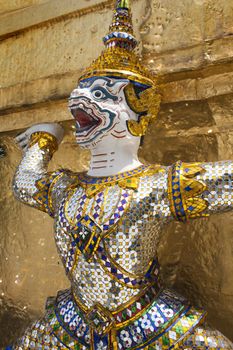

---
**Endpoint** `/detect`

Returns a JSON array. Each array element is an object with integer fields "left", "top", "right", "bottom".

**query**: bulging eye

[{"left": 92, "top": 90, "right": 105, "bottom": 100}]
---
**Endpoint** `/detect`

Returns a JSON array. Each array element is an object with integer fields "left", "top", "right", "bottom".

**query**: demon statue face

[{"left": 69, "top": 76, "right": 141, "bottom": 149}]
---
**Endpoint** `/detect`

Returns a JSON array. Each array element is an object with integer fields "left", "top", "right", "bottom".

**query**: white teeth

[{"left": 76, "top": 121, "right": 81, "bottom": 128}]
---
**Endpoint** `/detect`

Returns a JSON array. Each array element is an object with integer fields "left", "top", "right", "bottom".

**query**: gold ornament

[
  {"left": 124, "top": 83, "right": 161, "bottom": 136},
  {"left": 79, "top": 1, "right": 158, "bottom": 87},
  {"left": 79, "top": 47, "right": 156, "bottom": 87},
  {"left": 29, "top": 131, "right": 58, "bottom": 154},
  {"left": 168, "top": 161, "right": 209, "bottom": 222}
]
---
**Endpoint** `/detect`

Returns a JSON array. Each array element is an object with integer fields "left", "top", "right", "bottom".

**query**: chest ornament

[
  {"left": 66, "top": 189, "right": 131, "bottom": 261},
  {"left": 64, "top": 165, "right": 162, "bottom": 262},
  {"left": 76, "top": 164, "right": 162, "bottom": 197}
]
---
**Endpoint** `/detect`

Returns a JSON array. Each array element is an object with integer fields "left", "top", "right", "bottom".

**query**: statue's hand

[{"left": 15, "top": 123, "right": 64, "bottom": 151}]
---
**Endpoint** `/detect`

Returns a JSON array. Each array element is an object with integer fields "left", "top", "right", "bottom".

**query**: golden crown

[{"left": 79, "top": 0, "right": 157, "bottom": 87}]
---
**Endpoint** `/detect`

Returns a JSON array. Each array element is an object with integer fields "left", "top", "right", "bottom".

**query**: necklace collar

[
  {"left": 76, "top": 164, "right": 162, "bottom": 197},
  {"left": 77, "top": 164, "right": 149, "bottom": 185}
]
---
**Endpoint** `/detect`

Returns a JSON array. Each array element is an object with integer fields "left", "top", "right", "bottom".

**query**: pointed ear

[
  {"left": 124, "top": 83, "right": 149, "bottom": 114},
  {"left": 108, "top": 79, "right": 129, "bottom": 94},
  {"left": 124, "top": 83, "right": 161, "bottom": 117}
]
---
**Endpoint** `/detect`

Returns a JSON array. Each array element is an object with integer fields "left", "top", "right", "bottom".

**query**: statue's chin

[{"left": 75, "top": 134, "right": 102, "bottom": 150}]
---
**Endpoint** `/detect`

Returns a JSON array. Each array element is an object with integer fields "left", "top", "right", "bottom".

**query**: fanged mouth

[{"left": 69, "top": 103, "right": 101, "bottom": 133}]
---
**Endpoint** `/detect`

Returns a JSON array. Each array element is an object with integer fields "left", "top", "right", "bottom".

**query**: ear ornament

[{"left": 125, "top": 83, "right": 161, "bottom": 136}]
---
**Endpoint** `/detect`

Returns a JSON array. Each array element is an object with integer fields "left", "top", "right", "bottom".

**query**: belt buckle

[{"left": 87, "top": 303, "right": 115, "bottom": 336}]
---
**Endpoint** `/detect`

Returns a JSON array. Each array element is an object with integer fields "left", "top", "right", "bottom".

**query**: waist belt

[{"left": 73, "top": 283, "right": 160, "bottom": 336}]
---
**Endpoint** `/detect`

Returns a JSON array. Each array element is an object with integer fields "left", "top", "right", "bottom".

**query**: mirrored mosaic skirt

[{"left": 7, "top": 287, "right": 233, "bottom": 350}]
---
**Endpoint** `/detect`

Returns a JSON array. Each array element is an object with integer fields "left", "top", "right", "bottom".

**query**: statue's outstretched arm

[
  {"left": 13, "top": 123, "right": 74, "bottom": 217},
  {"left": 167, "top": 160, "right": 233, "bottom": 222}
]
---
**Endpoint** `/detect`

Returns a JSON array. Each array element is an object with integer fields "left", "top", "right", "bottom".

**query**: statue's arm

[
  {"left": 13, "top": 123, "right": 74, "bottom": 217},
  {"left": 167, "top": 160, "right": 233, "bottom": 222},
  {"left": 196, "top": 160, "right": 233, "bottom": 215}
]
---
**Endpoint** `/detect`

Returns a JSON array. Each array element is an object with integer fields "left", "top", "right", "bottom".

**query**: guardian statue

[{"left": 7, "top": 1, "right": 233, "bottom": 349}]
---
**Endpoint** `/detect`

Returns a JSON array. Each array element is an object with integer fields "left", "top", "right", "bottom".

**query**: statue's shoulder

[
  {"left": 146, "top": 161, "right": 204, "bottom": 178},
  {"left": 142, "top": 163, "right": 169, "bottom": 178}
]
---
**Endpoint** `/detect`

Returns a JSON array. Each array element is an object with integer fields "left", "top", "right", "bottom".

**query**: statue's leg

[{"left": 181, "top": 323, "right": 233, "bottom": 349}]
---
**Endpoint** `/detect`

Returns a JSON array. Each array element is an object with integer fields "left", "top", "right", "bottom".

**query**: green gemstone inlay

[
  {"left": 122, "top": 310, "right": 127, "bottom": 320},
  {"left": 175, "top": 325, "right": 183, "bottom": 334},
  {"left": 53, "top": 323, "right": 60, "bottom": 331},
  {"left": 162, "top": 335, "right": 170, "bottom": 346},
  {"left": 63, "top": 334, "right": 70, "bottom": 343},
  {"left": 48, "top": 313, "right": 54, "bottom": 320},
  {"left": 141, "top": 298, "right": 146, "bottom": 306},
  {"left": 131, "top": 306, "right": 137, "bottom": 313}
]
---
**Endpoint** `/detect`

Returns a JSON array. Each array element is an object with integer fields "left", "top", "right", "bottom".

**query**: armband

[{"left": 168, "top": 161, "right": 209, "bottom": 222}]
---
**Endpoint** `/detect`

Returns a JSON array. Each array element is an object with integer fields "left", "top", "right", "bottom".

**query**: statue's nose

[{"left": 69, "top": 88, "right": 79, "bottom": 98}]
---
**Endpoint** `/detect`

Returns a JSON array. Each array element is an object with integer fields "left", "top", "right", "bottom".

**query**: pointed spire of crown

[
  {"left": 103, "top": 0, "right": 137, "bottom": 51},
  {"left": 79, "top": 0, "right": 156, "bottom": 86}
]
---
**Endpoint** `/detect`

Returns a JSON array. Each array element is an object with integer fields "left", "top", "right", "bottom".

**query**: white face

[{"left": 68, "top": 77, "right": 139, "bottom": 149}]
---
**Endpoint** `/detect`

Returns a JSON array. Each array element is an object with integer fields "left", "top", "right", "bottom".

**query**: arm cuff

[
  {"left": 29, "top": 131, "right": 58, "bottom": 155},
  {"left": 168, "top": 161, "right": 209, "bottom": 222}
]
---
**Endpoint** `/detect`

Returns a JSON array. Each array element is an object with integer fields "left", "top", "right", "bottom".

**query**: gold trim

[
  {"left": 125, "top": 84, "right": 161, "bottom": 136},
  {"left": 47, "top": 171, "right": 67, "bottom": 214},
  {"left": 80, "top": 69, "right": 155, "bottom": 86},
  {"left": 110, "top": 328, "right": 118, "bottom": 350},
  {"left": 72, "top": 289, "right": 89, "bottom": 313},
  {"left": 171, "top": 310, "right": 207, "bottom": 349},
  {"left": 167, "top": 166, "right": 177, "bottom": 219},
  {"left": 70, "top": 247, "right": 81, "bottom": 276},
  {"left": 77, "top": 164, "right": 162, "bottom": 196},
  {"left": 90, "top": 328, "right": 95, "bottom": 350},
  {"left": 72, "top": 285, "right": 160, "bottom": 331},
  {"left": 86, "top": 302, "right": 116, "bottom": 335},
  {"left": 121, "top": 305, "right": 205, "bottom": 350},
  {"left": 144, "top": 308, "right": 207, "bottom": 350},
  {"left": 78, "top": 165, "right": 147, "bottom": 184},
  {"left": 29, "top": 131, "right": 58, "bottom": 154},
  {"left": 112, "top": 287, "right": 160, "bottom": 329},
  {"left": 102, "top": 240, "right": 155, "bottom": 279},
  {"left": 96, "top": 254, "right": 143, "bottom": 289},
  {"left": 168, "top": 161, "right": 209, "bottom": 222}
]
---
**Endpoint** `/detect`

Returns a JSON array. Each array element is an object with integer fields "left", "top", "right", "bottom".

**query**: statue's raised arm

[{"left": 13, "top": 123, "right": 74, "bottom": 217}]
